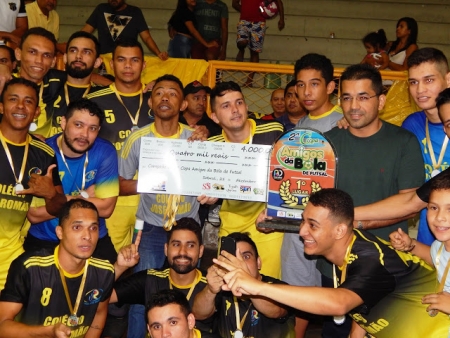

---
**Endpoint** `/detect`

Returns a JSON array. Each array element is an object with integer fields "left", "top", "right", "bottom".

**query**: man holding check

[{"left": 208, "top": 81, "right": 284, "bottom": 278}]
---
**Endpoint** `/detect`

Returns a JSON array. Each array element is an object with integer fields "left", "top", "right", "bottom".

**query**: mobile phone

[{"left": 218, "top": 236, "right": 236, "bottom": 257}]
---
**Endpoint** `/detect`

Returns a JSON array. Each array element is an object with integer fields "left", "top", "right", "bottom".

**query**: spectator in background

[
  {"left": 192, "top": 0, "right": 228, "bottom": 61},
  {"left": 232, "top": 0, "right": 284, "bottom": 86},
  {"left": 26, "top": 0, "right": 59, "bottom": 40},
  {"left": 262, "top": 88, "right": 285, "bottom": 120},
  {"left": 0, "top": 0, "right": 27, "bottom": 48},
  {"left": 168, "top": 0, "right": 218, "bottom": 58},
  {"left": 276, "top": 79, "right": 306, "bottom": 130},
  {"left": 82, "top": 0, "right": 168, "bottom": 60},
  {"left": 0, "top": 45, "right": 17, "bottom": 73},
  {"left": 360, "top": 29, "right": 389, "bottom": 70},
  {"left": 180, "top": 80, "right": 222, "bottom": 137},
  {"left": 386, "top": 17, "right": 418, "bottom": 71}
]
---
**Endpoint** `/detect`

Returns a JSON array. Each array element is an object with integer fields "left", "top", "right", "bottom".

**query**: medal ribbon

[
  {"left": 64, "top": 82, "right": 91, "bottom": 106},
  {"left": 233, "top": 296, "right": 251, "bottom": 333},
  {"left": 426, "top": 118, "right": 448, "bottom": 171},
  {"left": 58, "top": 136, "right": 89, "bottom": 195},
  {"left": 111, "top": 83, "right": 143, "bottom": 128},
  {"left": 58, "top": 257, "right": 89, "bottom": 320},
  {"left": 0, "top": 130, "right": 30, "bottom": 187},
  {"left": 434, "top": 243, "right": 450, "bottom": 293},
  {"left": 150, "top": 123, "right": 182, "bottom": 230},
  {"left": 333, "top": 234, "right": 357, "bottom": 288},
  {"left": 168, "top": 269, "right": 201, "bottom": 300}
]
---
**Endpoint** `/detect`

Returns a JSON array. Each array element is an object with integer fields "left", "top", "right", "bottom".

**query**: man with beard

[
  {"left": 82, "top": 0, "right": 167, "bottom": 59},
  {"left": 48, "top": 31, "right": 104, "bottom": 136},
  {"left": 111, "top": 218, "right": 211, "bottom": 336},
  {"left": 25, "top": 98, "right": 119, "bottom": 265}
]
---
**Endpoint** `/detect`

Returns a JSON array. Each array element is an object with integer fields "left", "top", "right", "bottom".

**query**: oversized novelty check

[{"left": 137, "top": 138, "right": 271, "bottom": 201}]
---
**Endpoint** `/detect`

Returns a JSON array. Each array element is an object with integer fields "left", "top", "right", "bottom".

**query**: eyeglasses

[{"left": 339, "top": 94, "right": 378, "bottom": 103}]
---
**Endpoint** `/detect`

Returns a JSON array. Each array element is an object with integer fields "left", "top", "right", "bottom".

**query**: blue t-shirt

[
  {"left": 29, "top": 135, "right": 119, "bottom": 241},
  {"left": 402, "top": 111, "right": 450, "bottom": 245}
]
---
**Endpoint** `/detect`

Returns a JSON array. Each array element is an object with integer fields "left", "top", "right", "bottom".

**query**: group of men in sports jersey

[{"left": 1, "top": 22, "right": 450, "bottom": 338}]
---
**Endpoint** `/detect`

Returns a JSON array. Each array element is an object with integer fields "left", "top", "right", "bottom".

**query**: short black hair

[
  {"left": 20, "top": 27, "right": 57, "bottom": 55},
  {"left": 66, "top": 31, "right": 100, "bottom": 58},
  {"left": 210, "top": 81, "right": 242, "bottom": 110},
  {"left": 1, "top": 77, "right": 39, "bottom": 104},
  {"left": 59, "top": 199, "right": 99, "bottom": 227},
  {"left": 407, "top": 48, "right": 449, "bottom": 76},
  {"left": 429, "top": 173, "right": 450, "bottom": 192},
  {"left": 153, "top": 74, "right": 184, "bottom": 95},
  {"left": 167, "top": 217, "right": 202, "bottom": 245},
  {"left": 340, "top": 64, "right": 383, "bottom": 96},
  {"left": 284, "top": 79, "right": 297, "bottom": 97},
  {"left": 112, "top": 38, "right": 144, "bottom": 59},
  {"left": 227, "top": 232, "right": 259, "bottom": 258},
  {"left": 145, "top": 289, "right": 191, "bottom": 324},
  {"left": 65, "top": 98, "right": 105, "bottom": 125},
  {"left": 308, "top": 188, "right": 354, "bottom": 226},
  {"left": 294, "top": 53, "right": 334, "bottom": 85},
  {"left": 0, "top": 45, "right": 15, "bottom": 63},
  {"left": 436, "top": 88, "right": 450, "bottom": 113}
]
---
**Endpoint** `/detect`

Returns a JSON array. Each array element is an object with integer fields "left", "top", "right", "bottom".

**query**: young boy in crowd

[{"left": 391, "top": 89, "right": 450, "bottom": 315}]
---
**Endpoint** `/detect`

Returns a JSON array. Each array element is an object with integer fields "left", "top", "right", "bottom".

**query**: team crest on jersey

[
  {"left": 104, "top": 13, "right": 132, "bottom": 41},
  {"left": 84, "top": 289, "right": 103, "bottom": 305},
  {"left": 85, "top": 170, "right": 97, "bottom": 182},
  {"left": 9, "top": 2, "right": 17, "bottom": 11},
  {"left": 29, "top": 167, "right": 43, "bottom": 177},
  {"left": 250, "top": 309, "right": 260, "bottom": 326}
]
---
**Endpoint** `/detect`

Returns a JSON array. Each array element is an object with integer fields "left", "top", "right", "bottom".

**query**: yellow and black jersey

[
  {"left": 208, "top": 118, "right": 284, "bottom": 145},
  {"left": 0, "top": 246, "right": 114, "bottom": 338},
  {"left": 86, "top": 84, "right": 153, "bottom": 152},
  {"left": 0, "top": 135, "right": 61, "bottom": 250},
  {"left": 114, "top": 268, "right": 210, "bottom": 331},
  {"left": 12, "top": 69, "right": 67, "bottom": 137},
  {"left": 216, "top": 275, "right": 294, "bottom": 338},
  {"left": 47, "top": 82, "right": 104, "bottom": 137},
  {"left": 340, "top": 230, "right": 448, "bottom": 338}
]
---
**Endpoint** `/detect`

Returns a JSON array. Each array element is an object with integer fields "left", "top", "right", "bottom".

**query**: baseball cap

[{"left": 183, "top": 81, "right": 211, "bottom": 96}]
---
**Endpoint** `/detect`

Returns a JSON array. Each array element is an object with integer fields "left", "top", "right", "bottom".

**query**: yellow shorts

[{"left": 106, "top": 204, "right": 138, "bottom": 252}]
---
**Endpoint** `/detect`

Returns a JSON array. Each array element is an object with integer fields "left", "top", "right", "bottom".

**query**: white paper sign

[{"left": 137, "top": 138, "right": 271, "bottom": 202}]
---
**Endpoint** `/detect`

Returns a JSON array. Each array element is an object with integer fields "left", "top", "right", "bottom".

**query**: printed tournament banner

[
  {"left": 137, "top": 138, "right": 271, "bottom": 201},
  {"left": 266, "top": 128, "right": 337, "bottom": 220}
]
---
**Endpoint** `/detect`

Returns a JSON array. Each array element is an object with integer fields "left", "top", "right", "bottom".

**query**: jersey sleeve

[
  {"left": 94, "top": 141, "right": 119, "bottom": 199},
  {"left": 397, "top": 132, "right": 424, "bottom": 190},
  {"left": 0, "top": 255, "right": 30, "bottom": 304},
  {"left": 341, "top": 252, "right": 396, "bottom": 311},
  {"left": 118, "top": 136, "right": 140, "bottom": 179},
  {"left": 220, "top": 2, "right": 229, "bottom": 19},
  {"left": 100, "top": 268, "right": 115, "bottom": 301},
  {"left": 114, "top": 270, "right": 147, "bottom": 306},
  {"left": 18, "top": 0, "right": 27, "bottom": 16},
  {"left": 86, "top": 4, "right": 101, "bottom": 28},
  {"left": 134, "top": 7, "right": 149, "bottom": 33}
]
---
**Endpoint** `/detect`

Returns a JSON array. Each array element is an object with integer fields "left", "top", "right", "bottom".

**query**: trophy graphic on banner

[{"left": 258, "top": 128, "right": 338, "bottom": 232}]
